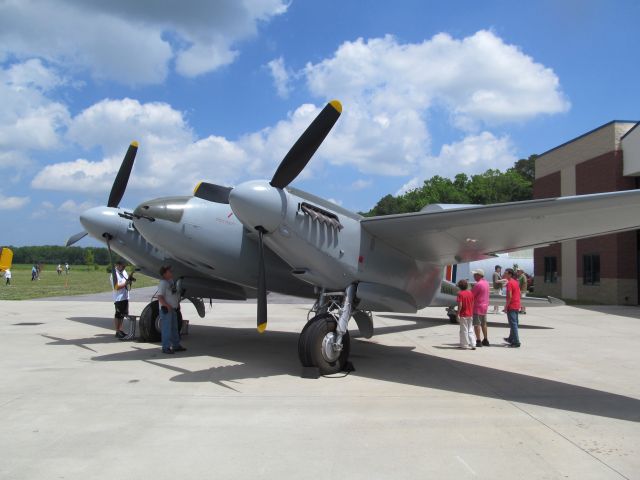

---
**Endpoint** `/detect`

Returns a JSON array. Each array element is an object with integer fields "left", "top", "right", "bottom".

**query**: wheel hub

[{"left": 321, "top": 332, "right": 341, "bottom": 363}]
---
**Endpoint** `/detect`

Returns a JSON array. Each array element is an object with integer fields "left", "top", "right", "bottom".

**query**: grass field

[{"left": 0, "top": 264, "right": 157, "bottom": 301}]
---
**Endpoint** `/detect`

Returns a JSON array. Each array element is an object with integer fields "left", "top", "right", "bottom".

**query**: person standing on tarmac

[
  {"left": 112, "top": 260, "right": 130, "bottom": 339},
  {"left": 517, "top": 268, "right": 528, "bottom": 314},
  {"left": 503, "top": 268, "right": 522, "bottom": 348},
  {"left": 471, "top": 269, "right": 490, "bottom": 347},
  {"left": 158, "top": 265, "right": 186, "bottom": 354},
  {"left": 4, "top": 268, "right": 11, "bottom": 286}
]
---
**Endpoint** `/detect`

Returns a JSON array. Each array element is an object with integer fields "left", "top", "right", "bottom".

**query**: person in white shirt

[
  {"left": 4, "top": 268, "right": 11, "bottom": 286},
  {"left": 111, "top": 260, "right": 130, "bottom": 339}
]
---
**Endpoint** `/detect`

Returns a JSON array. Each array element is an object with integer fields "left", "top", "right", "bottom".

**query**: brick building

[{"left": 534, "top": 121, "right": 640, "bottom": 304}]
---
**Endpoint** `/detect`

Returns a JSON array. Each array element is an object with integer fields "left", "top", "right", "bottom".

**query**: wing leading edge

[{"left": 360, "top": 190, "right": 640, "bottom": 264}]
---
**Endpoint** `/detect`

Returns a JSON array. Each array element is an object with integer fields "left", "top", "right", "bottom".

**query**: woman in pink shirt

[{"left": 471, "top": 269, "right": 490, "bottom": 347}]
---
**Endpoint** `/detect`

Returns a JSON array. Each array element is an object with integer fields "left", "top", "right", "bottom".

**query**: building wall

[
  {"left": 536, "top": 122, "right": 636, "bottom": 179},
  {"left": 622, "top": 125, "right": 640, "bottom": 176},
  {"left": 533, "top": 122, "right": 639, "bottom": 305},
  {"left": 534, "top": 243, "right": 562, "bottom": 298},
  {"left": 533, "top": 172, "right": 562, "bottom": 298}
]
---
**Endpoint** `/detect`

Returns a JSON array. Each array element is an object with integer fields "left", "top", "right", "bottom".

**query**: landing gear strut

[{"left": 298, "top": 284, "right": 359, "bottom": 375}]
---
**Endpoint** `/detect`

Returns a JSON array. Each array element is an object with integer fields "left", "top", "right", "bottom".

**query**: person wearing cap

[
  {"left": 111, "top": 260, "right": 130, "bottom": 339},
  {"left": 158, "top": 265, "right": 186, "bottom": 354},
  {"left": 471, "top": 268, "right": 490, "bottom": 347},
  {"left": 517, "top": 268, "right": 528, "bottom": 314}
]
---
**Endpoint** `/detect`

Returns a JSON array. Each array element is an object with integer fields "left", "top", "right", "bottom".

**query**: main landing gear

[
  {"left": 298, "top": 284, "right": 371, "bottom": 375},
  {"left": 138, "top": 299, "right": 185, "bottom": 342}
]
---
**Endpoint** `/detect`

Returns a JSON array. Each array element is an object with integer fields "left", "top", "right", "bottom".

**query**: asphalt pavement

[{"left": 1, "top": 299, "right": 639, "bottom": 479}]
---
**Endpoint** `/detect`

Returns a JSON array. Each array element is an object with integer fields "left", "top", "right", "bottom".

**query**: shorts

[
  {"left": 114, "top": 300, "right": 129, "bottom": 319},
  {"left": 472, "top": 314, "right": 487, "bottom": 326}
]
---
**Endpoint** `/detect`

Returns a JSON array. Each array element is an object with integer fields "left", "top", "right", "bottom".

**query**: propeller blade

[
  {"left": 103, "top": 234, "right": 117, "bottom": 289},
  {"left": 270, "top": 100, "right": 342, "bottom": 189},
  {"left": 256, "top": 227, "right": 267, "bottom": 333},
  {"left": 66, "top": 231, "right": 88, "bottom": 247},
  {"left": 107, "top": 141, "right": 138, "bottom": 208}
]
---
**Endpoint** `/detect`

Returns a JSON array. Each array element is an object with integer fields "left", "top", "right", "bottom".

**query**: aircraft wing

[{"left": 360, "top": 190, "right": 640, "bottom": 264}]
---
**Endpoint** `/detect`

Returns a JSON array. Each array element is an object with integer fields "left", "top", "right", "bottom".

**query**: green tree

[
  {"left": 362, "top": 154, "right": 536, "bottom": 217},
  {"left": 83, "top": 249, "right": 95, "bottom": 269}
]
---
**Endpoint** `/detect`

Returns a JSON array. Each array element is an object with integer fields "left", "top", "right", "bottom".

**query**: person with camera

[
  {"left": 158, "top": 265, "right": 186, "bottom": 354},
  {"left": 112, "top": 259, "right": 132, "bottom": 339}
]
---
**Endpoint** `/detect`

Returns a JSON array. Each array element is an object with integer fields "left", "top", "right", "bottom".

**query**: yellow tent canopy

[{"left": 0, "top": 247, "right": 13, "bottom": 271}]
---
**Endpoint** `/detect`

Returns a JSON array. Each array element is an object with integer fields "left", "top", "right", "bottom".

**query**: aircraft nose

[
  {"left": 134, "top": 196, "right": 191, "bottom": 223},
  {"left": 229, "top": 180, "right": 285, "bottom": 233},
  {"left": 79, "top": 206, "right": 121, "bottom": 239}
]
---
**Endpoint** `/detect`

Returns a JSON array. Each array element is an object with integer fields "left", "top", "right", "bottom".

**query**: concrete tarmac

[{"left": 1, "top": 299, "right": 639, "bottom": 479}]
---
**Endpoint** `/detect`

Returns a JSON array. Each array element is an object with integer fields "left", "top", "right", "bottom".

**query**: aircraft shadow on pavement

[{"left": 55, "top": 316, "right": 638, "bottom": 423}]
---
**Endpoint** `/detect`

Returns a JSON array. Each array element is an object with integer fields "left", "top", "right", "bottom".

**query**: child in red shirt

[{"left": 456, "top": 279, "right": 476, "bottom": 350}]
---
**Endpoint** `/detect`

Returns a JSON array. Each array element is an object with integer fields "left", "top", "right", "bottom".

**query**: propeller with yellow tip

[
  {"left": 252, "top": 100, "right": 343, "bottom": 332},
  {"left": 66, "top": 141, "right": 139, "bottom": 247}
]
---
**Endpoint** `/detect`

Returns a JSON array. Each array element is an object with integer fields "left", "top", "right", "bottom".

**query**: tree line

[
  {"left": 3, "top": 245, "right": 111, "bottom": 265},
  {"left": 362, "top": 155, "right": 536, "bottom": 216}
]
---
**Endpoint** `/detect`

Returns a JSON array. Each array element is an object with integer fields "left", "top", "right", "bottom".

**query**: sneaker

[
  {"left": 482, "top": 339, "right": 490, "bottom": 347},
  {"left": 173, "top": 346, "right": 187, "bottom": 352},
  {"left": 476, "top": 340, "right": 482, "bottom": 348},
  {"left": 115, "top": 330, "right": 125, "bottom": 339},
  {"left": 508, "top": 343, "right": 521, "bottom": 348},
  {"left": 162, "top": 348, "right": 174, "bottom": 354},
  {"left": 470, "top": 346, "right": 476, "bottom": 350},
  {"left": 503, "top": 337, "right": 512, "bottom": 344}
]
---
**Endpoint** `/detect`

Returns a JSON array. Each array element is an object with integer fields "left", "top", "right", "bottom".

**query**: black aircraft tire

[
  {"left": 139, "top": 300, "right": 161, "bottom": 342},
  {"left": 177, "top": 308, "right": 183, "bottom": 335},
  {"left": 307, "top": 316, "right": 350, "bottom": 375},
  {"left": 298, "top": 314, "right": 326, "bottom": 367}
]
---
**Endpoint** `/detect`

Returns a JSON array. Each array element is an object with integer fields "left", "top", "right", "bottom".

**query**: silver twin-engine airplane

[{"left": 70, "top": 100, "right": 640, "bottom": 373}]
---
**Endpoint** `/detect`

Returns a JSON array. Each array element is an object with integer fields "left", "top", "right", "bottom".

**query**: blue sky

[{"left": 1, "top": 0, "right": 639, "bottom": 246}]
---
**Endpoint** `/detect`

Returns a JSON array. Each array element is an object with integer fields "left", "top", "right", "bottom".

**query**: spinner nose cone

[
  {"left": 229, "top": 180, "right": 285, "bottom": 233},
  {"left": 80, "top": 206, "right": 120, "bottom": 239}
]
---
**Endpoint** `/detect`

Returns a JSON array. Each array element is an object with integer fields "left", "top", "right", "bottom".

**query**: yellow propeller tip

[
  {"left": 329, "top": 100, "right": 342, "bottom": 113},
  {"left": 131, "top": 141, "right": 139, "bottom": 148},
  {"left": 193, "top": 181, "right": 202, "bottom": 195},
  {"left": 257, "top": 322, "right": 267, "bottom": 334}
]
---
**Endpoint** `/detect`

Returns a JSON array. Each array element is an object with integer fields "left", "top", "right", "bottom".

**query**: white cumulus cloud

[
  {"left": 267, "top": 57, "right": 292, "bottom": 98},
  {"left": 289, "top": 30, "right": 569, "bottom": 182},
  {"left": 0, "top": 191, "right": 30, "bottom": 209},
  {"left": 397, "top": 132, "right": 517, "bottom": 195},
  {"left": 0, "top": 0, "right": 288, "bottom": 85},
  {"left": 31, "top": 99, "right": 329, "bottom": 195},
  {"left": 0, "top": 59, "right": 70, "bottom": 170}
]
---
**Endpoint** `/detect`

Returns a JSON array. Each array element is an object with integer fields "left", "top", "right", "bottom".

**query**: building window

[
  {"left": 583, "top": 254, "right": 601, "bottom": 285},
  {"left": 544, "top": 256, "right": 558, "bottom": 283}
]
